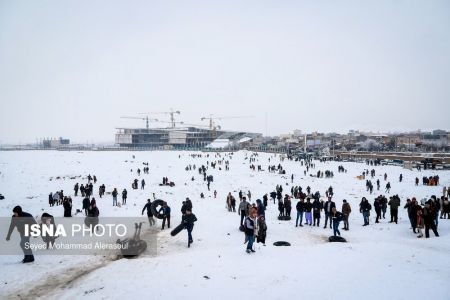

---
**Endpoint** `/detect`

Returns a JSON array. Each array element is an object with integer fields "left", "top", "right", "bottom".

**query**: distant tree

[{"left": 360, "top": 139, "right": 382, "bottom": 151}]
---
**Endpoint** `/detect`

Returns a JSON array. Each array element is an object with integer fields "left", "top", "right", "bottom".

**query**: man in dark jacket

[
  {"left": 5, "top": 206, "right": 37, "bottom": 263},
  {"left": 142, "top": 199, "right": 156, "bottom": 226},
  {"left": 122, "top": 189, "right": 127, "bottom": 205},
  {"left": 159, "top": 202, "right": 171, "bottom": 230},
  {"left": 82, "top": 197, "right": 90, "bottom": 216},
  {"left": 388, "top": 195, "right": 401, "bottom": 224},
  {"left": 374, "top": 197, "right": 382, "bottom": 223},
  {"left": 295, "top": 198, "right": 305, "bottom": 227},
  {"left": 284, "top": 196, "right": 292, "bottom": 217},
  {"left": 323, "top": 197, "right": 336, "bottom": 229},
  {"left": 182, "top": 209, "right": 197, "bottom": 247},
  {"left": 74, "top": 183, "right": 79, "bottom": 197}
]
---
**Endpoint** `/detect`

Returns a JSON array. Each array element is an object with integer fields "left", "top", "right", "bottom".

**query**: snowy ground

[{"left": 0, "top": 150, "right": 449, "bottom": 300}]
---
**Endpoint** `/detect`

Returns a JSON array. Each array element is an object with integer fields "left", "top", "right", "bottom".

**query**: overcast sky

[{"left": 0, "top": 0, "right": 449, "bottom": 144}]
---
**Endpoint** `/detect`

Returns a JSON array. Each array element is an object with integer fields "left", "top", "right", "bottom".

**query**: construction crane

[
  {"left": 141, "top": 109, "right": 181, "bottom": 128},
  {"left": 200, "top": 115, "right": 253, "bottom": 130},
  {"left": 197, "top": 115, "right": 251, "bottom": 140},
  {"left": 156, "top": 120, "right": 185, "bottom": 128},
  {"left": 120, "top": 116, "right": 158, "bottom": 130}
]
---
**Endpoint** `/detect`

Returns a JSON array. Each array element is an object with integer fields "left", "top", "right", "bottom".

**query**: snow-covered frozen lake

[{"left": 0, "top": 150, "right": 449, "bottom": 300}]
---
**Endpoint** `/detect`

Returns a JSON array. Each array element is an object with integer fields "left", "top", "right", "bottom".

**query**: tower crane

[
  {"left": 141, "top": 109, "right": 181, "bottom": 128},
  {"left": 120, "top": 116, "right": 159, "bottom": 130},
  {"left": 156, "top": 120, "right": 185, "bottom": 128},
  {"left": 198, "top": 115, "right": 253, "bottom": 139},
  {"left": 200, "top": 115, "right": 253, "bottom": 130}
]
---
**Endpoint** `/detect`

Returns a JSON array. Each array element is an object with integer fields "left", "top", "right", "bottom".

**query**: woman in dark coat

[{"left": 256, "top": 215, "right": 267, "bottom": 245}]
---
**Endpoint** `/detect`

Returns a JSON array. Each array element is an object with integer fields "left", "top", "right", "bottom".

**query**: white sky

[{"left": 0, "top": 0, "right": 449, "bottom": 144}]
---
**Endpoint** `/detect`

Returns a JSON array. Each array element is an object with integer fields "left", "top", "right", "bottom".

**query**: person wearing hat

[{"left": 5, "top": 206, "right": 37, "bottom": 263}]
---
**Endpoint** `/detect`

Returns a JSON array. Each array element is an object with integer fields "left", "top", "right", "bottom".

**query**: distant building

[
  {"left": 115, "top": 127, "right": 261, "bottom": 148},
  {"left": 42, "top": 137, "right": 70, "bottom": 148}
]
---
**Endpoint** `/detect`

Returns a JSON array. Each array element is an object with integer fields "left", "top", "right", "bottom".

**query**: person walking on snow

[
  {"left": 142, "top": 199, "right": 156, "bottom": 226},
  {"left": 182, "top": 209, "right": 197, "bottom": 247},
  {"left": 5, "top": 206, "right": 37, "bottom": 263},
  {"left": 244, "top": 208, "right": 257, "bottom": 253}
]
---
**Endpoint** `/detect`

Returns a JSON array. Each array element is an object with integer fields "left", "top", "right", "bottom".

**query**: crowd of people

[{"left": 4, "top": 151, "right": 449, "bottom": 262}]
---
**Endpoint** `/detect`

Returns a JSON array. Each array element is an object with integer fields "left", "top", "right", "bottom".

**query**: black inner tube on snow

[
  {"left": 151, "top": 199, "right": 165, "bottom": 219},
  {"left": 328, "top": 236, "right": 347, "bottom": 243},
  {"left": 273, "top": 241, "right": 291, "bottom": 246}
]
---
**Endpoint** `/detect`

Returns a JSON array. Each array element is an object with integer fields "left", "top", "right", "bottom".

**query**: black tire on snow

[
  {"left": 273, "top": 241, "right": 291, "bottom": 246},
  {"left": 151, "top": 199, "right": 165, "bottom": 219},
  {"left": 328, "top": 236, "right": 347, "bottom": 243}
]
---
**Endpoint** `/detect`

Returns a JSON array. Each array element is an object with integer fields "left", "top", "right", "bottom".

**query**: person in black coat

[
  {"left": 312, "top": 198, "right": 322, "bottom": 227},
  {"left": 256, "top": 199, "right": 265, "bottom": 217},
  {"left": 86, "top": 200, "right": 100, "bottom": 232},
  {"left": 284, "top": 196, "right": 291, "bottom": 217},
  {"left": 295, "top": 198, "right": 305, "bottom": 227},
  {"left": 122, "top": 189, "right": 127, "bottom": 205},
  {"left": 182, "top": 209, "right": 197, "bottom": 247},
  {"left": 142, "top": 199, "right": 155, "bottom": 226},
  {"left": 278, "top": 199, "right": 285, "bottom": 217},
  {"left": 63, "top": 197, "right": 72, "bottom": 217},
  {"left": 374, "top": 197, "right": 382, "bottom": 223},
  {"left": 82, "top": 197, "right": 90, "bottom": 216},
  {"left": 323, "top": 198, "right": 336, "bottom": 229},
  {"left": 263, "top": 194, "right": 268, "bottom": 208},
  {"left": 49, "top": 193, "right": 54, "bottom": 207},
  {"left": 74, "top": 183, "right": 79, "bottom": 197},
  {"left": 5, "top": 206, "right": 37, "bottom": 263},
  {"left": 423, "top": 200, "right": 439, "bottom": 238},
  {"left": 257, "top": 215, "right": 267, "bottom": 245},
  {"left": 270, "top": 191, "right": 277, "bottom": 204},
  {"left": 185, "top": 198, "right": 193, "bottom": 211}
]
